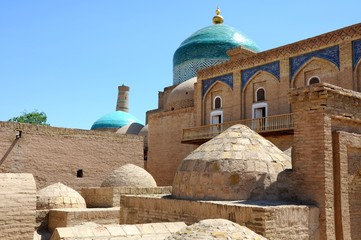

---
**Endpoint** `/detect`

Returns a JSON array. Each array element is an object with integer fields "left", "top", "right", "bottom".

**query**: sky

[{"left": 0, "top": 1, "right": 360, "bottom": 130}]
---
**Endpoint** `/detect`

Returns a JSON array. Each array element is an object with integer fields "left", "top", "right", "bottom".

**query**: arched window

[
  {"left": 213, "top": 96, "right": 222, "bottom": 109},
  {"left": 308, "top": 76, "right": 320, "bottom": 85},
  {"left": 256, "top": 88, "right": 266, "bottom": 102}
]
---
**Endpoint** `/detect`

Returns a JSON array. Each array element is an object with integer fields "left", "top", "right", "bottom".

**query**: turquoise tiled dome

[
  {"left": 91, "top": 111, "right": 141, "bottom": 130},
  {"left": 173, "top": 24, "right": 260, "bottom": 85}
]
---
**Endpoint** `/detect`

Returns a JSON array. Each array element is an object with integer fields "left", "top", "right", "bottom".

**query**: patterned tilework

[
  {"left": 173, "top": 59, "right": 227, "bottom": 85},
  {"left": 202, "top": 74, "right": 233, "bottom": 97},
  {"left": 353, "top": 39, "right": 361, "bottom": 69},
  {"left": 241, "top": 61, "right": 280, "bottom": 89},
  {"left": 290, "top": 46, "right": 340, "bottom": 79},
  {"left": 198, "top": 23, "right": 361, "bottom": 80}
]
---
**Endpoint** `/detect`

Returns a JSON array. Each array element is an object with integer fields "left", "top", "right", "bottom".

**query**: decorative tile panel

[
  {"left": 198, "top": 23, "right": 361, "bottom": 80},
  {"left": 202, "top": 74, "right": 233, "bottom": 97},
  {"left": 241, "top": 61, "right": 280, "bottom": 89},
  {"left": 353, "top": 39, "right": 361, "bottom": 69},
  {"left": 290, "top": 46, "right": 340, "bottom": 79},
  {"left": 173, "top": 59, "right": 227, "bottom": 85}
]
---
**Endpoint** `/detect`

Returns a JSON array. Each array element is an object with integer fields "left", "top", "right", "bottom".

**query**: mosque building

[{"left": 146, "top": 7, "right": 361, "bottom": 185}]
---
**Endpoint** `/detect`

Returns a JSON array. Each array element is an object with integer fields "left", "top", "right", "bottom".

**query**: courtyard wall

[{"left": 0, "top": 121, "right": 144, "bottom": 190}]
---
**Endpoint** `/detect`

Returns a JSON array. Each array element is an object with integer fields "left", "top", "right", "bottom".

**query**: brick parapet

[
  {"left": 81, "top": 186, "right": 172, "bottom": 208},
  {"left": 0, "top": 121, "right": 142, "bottom": 141},
  {"left": 148, "top": 106, "right": 194, "bottom": 119},
  {"left": 48, "top": 207, "right": 120, "bottom": 231},
  {"left": 120, "top": 195, "right": 319, "bottom": 239},
  {"left": 289, "top": 83, "right": 361, "bottom": 117}
]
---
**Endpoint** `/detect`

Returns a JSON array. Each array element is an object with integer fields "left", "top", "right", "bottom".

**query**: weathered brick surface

[
  {"left": 120, "top": 195, "right": 319, "bottom": 240},
  {"left": 289, "top": 83, "right": 361, "bottom": 239},
  {"left": 332, "top": 131, "right": 361, "bottom": 240},
  {"left": 50, "top": 222, "right": 186, "bottom": 240},
  {"left": 0, "top": 173, "right": 36, "bottom": 240},
  {"left": 48, "top": 207, "right": 120, "bottom": 231},
  {"left": 147, "top": 108, "right": 196, "bottom": 185},
  {"left": 0, "top": 121, "right": 144, "bottom": 190},
  {"left": 81, "top": 186, "right": 172, "bottom": 208}
]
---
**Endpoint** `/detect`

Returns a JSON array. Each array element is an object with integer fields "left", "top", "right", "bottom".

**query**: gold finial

[{"left": 212, "top": 7, "right": 224, "bottom": 24}]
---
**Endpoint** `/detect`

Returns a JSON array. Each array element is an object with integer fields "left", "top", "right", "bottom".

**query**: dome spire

[{"left": 212, "top": 7, "right": 224, "bottom": 24}]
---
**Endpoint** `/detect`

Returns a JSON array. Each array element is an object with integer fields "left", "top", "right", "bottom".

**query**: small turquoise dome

[
  {"left": 173, "top": 24, "right": 260, "bottom": 85},
  {"left": 91, "top": 111, "right": 141, "bottom": 130}
]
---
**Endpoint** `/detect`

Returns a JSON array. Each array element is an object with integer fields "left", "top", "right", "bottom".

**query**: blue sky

[{"left": 0, "top": 1, "right": 360, "bottom": 129}]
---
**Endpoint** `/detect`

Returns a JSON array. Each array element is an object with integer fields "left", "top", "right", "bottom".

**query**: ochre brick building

[{"left": 146, "top": 9, "right": 361, "bottom": 186}]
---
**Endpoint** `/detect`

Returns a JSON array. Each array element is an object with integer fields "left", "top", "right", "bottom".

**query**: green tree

[{"left": 8, "top": 110, "right": 50, "bottom": 126}]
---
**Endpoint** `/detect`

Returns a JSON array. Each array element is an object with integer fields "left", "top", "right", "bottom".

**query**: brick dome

[
  {"left": 116, "top": 122, "right": 144, "bottom": 135},
  {"left": 101, "top": 164, "right": 157, "bottom": 187},
  {"left": 166, "top": 219, "right": 268, "bottom": 240},
  {"left": 37, "top": 182, "right": 86, "bottom": 210},
  {"left": 172, "top": 124, "right": 291, "bottom": 200},
  {"left": 166, "top": 77, "right": 197, "bottom": 111}
]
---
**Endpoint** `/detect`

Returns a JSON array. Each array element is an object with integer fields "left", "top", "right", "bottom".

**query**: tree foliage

[{"left": 8, "top": 110, "right": 50, "bottom": 126}]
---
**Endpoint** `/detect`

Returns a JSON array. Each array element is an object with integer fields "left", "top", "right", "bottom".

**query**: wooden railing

[{"left": 182, "top": 113, "right": 294, "bottom": 143}]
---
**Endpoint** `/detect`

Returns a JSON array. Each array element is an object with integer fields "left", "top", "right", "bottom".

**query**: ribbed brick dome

[
  {"left": 37, "top": 182, "right": 86, "bottom": 210},
  {"left": 101, "top": 164, "right": 157, "bottom": 187},
  {"left": 172, "top": 124, "right": 291, "bottom": 200},
  {"left": 166, "top": 219, "right": 268, "bottom": 240}
]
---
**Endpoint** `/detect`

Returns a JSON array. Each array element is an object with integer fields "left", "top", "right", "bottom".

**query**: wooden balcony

[{"left": 181, "top": 113, "right": 294, "bottom": 144}]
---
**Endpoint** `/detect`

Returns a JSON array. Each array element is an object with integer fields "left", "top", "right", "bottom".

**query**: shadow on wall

[{"left": 0, "top": 130, "right": 21, "bottom": 166}]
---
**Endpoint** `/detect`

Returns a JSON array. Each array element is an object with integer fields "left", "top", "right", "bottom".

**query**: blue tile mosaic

[
  {"left": 241, "top": 61, "right": 280, "bottom": 89},
  {"left": 173, "top": 58, "right": 227, "bottom": 85},
  {"left": 202, "top": 74, "right": 233, "bottom": 97},
  {"left": 353, "top": 39, "right": 361, "bottom": 69},
  {"left": 290, "top": 46, "right": 340, "bottom": 79},
  {"left": 173, "top": 24, "right": 260, "bottom": 85}
]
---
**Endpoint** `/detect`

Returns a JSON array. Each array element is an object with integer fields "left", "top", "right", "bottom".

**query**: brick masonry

[
  {"left": 0, "top": 121, "right": 144, "bottom": 190},
  {"left": 81, "top": 186, "right": 172, "bottom": 208},
  {"left": 0, "top": 173, "right": 36, "bottom": 240},
  {"left": 50, "top": 222, "right": 187, "bottom": 240},
  {"left": 289, "top": 83, "right": 361, "bottom": 239},
  {"left": 48, "top": 207, "right": 120, "bottom": 231},
  {"left": 147, "top": 108, "right": 197, "bottom": 185},
  {"left": 119, "top": 195, "right": 319, "bottom": 240}
]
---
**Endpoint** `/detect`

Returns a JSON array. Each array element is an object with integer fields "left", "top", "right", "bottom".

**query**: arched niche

[
  {"left": 291, "top": 57, "right": 339, "bottom": 88},
  {"left": 203, "top": 81, "right": 232, "bottom": 125},
  {"left": 243, "top": 71, "right": 279, "bottom": 119}
]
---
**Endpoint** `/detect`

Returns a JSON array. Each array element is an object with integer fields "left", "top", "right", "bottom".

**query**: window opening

[
  {"left": 308, "top": 76, "right": 320, "bottom": 85},
  {"left": 214, "top": 96, "right": 222, "bottom": 109},
  {"left": 77, "top": 169, "right": 83, "bottom": 178},
  {"left": 256, "top": 88, "right": 265, "bottom": 102}
]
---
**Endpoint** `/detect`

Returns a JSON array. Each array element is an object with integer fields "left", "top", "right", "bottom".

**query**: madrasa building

[
  {"left": 1, "top": 7, "right": 361, "bottom": 240},
  {"left": 146, "top": 7, "right": 361, "bottom": 185}
]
